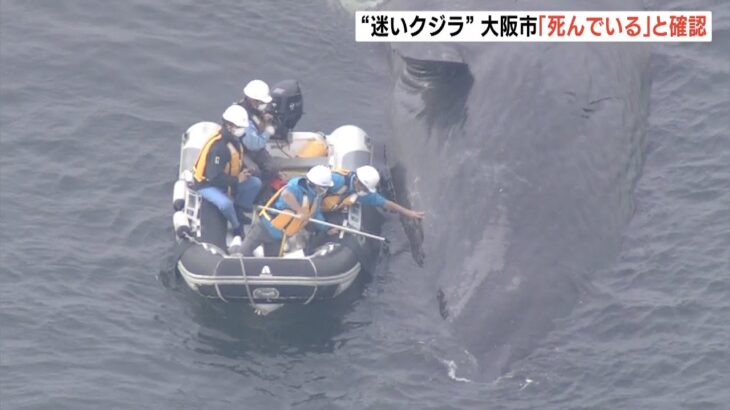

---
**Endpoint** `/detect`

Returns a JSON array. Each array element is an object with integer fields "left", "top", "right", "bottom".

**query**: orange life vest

[
  {"left": 320, "top": 169, "right": 357, "bottom": 212},
  {"left": 260, "top": 183, "right": 318, "bottom": 237},
  {"left": 192, "top": 127, "right": 244, "bottom": 188}
]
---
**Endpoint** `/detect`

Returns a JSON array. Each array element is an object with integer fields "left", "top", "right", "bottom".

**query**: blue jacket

[
  {"left": 330, "top": 172, "right": 386, "bottom": 208},
  {"left": 238, "top": 100, "right": 271, "bottom": 151},
  {"left": 262, "top": 177, "right": 327, "bottom": 239},
  {"left": 242, "top": 122, "right": 271, "bottom": 152}
]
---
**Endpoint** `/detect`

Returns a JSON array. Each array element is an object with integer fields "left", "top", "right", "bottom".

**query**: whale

[{"left": 380, "top": 0, "right": 651, "bottom": 378}]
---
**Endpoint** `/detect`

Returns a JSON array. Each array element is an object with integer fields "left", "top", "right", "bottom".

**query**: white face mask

[
  {"left": 230, "top": 126, "right": 245, "bottom": 137},
  {"left": 257, "top": 103, "right": 268, "bottom": 111},
  {"left": 355, "top": 178, "right": 371, "bottom": 197}
]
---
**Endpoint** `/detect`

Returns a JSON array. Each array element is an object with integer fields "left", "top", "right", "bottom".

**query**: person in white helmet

[
  {"left": 322, "top": 165, "right": 425, "bottom": 220},
  {"left": 192, "top": 105, "right": 262, "bottom": 247},
  {"left": 234, "top": 165, "right": 334, "bottom": 256},
  {"left": 302, "top": 165, "right": 424, "bottom": 255},
  {"left": 237, "top": 79, "right": 277, "bottom": 187}
]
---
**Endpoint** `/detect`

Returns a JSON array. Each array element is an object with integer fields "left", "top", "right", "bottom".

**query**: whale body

[{"left": 382, "top": 0, "right": 650, "bottom": 377}]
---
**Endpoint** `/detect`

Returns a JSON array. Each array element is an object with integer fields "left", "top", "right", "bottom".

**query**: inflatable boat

[{"left": 171, "top": 81, "right": 383, "bottom": 314}]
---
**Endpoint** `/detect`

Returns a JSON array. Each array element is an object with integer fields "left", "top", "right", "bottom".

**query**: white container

[
  {"left": 172, "top": 179, "right": 187, "bottom": 211},
  {"left": 173, "top": 211, "right": 191, "bottom": 237}
]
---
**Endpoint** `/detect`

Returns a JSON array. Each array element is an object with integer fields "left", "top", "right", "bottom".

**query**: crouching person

[
  {"left": 303, "top": 165, "right": 425, "bottom": 255},
  {"left": 235, "top": 165, "right": 333, "bottom": 256},
  {"left": 322, "top": 165, "right": 425, "bottom": 219}
]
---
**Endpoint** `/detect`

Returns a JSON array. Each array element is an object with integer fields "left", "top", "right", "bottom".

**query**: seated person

[
  {"left": 192, "top": 105, "right": 262, "bottom": 246},
  {"left": 238, "top": 79, "right": 277, "bottom": 187}
]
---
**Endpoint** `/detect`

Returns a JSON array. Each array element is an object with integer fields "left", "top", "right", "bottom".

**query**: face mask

[
  {"left": 231, "top": 126, "right": 245, "bottom": 137},
  {"left": 308, "top": 181, "right": 327, "bottom": 196},
  {"left": 257, "top": 103, "right": 268, "bottom": 112},
  {"left": 355, "top": 180, "right": 369, "bottom": 197}
]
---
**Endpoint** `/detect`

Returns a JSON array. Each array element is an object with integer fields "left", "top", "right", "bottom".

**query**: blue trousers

[{"left": 197, "top": 177, "right": 262, "bottom": 230}]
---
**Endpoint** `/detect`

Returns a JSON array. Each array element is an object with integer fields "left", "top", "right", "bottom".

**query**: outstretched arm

[{"left": 384, "top": 200, "right": 425, "bottom": 220}]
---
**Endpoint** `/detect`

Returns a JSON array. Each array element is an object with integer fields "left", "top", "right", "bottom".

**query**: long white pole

[{"left": 256, "top": 206, "right": 387, "bottom": 242}]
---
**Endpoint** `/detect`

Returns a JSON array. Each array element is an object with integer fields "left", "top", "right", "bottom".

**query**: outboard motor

[{"left": 269, "top": 79, "right": 303, "bottom": 140}]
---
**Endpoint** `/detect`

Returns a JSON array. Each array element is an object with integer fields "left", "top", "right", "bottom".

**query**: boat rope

[
  {"left": 180, "top": 231, "right": 255, "bottom": 306},
  {"left": 304, "top": 257, "right": 319, "bottom": 305},
  {"left": 238, "top": 257, "right": 256, "bottom": 309},
  {"left": 213, "top": 258, "right": 228, "bottom": 303}
]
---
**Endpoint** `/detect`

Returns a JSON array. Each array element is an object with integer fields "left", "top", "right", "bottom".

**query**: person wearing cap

[
  {"left": 323, "top": 165, "right": 425, "bottom": 220},
  {"left": 238, "top": 79, "right": 277, "bottom": 187},
  {"left": 192, "top": 105, "right": 262, "bottom": 246},
  {"left": 234, "top": 165, "right": 334, "bottom": 256}
]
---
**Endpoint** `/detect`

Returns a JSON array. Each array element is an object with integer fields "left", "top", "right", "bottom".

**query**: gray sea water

[{"left": 1, "top": 0, "right": 728, "bottom": 409}]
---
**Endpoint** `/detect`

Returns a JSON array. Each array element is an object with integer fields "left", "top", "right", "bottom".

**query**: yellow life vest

[
  {"left": 192, "top": 127, "right": 244, "bottom": 185},
  {"left": 320, "top": 168, "right": 357, "bottom": 212},
  {"left": 260, "top": 183, "right": 317, "bottom": 237}
]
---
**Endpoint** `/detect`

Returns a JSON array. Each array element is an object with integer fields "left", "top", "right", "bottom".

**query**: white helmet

[
  {"left": 356, "top": 165, "right": 380, "bottom": 193},
  {"left": 221, "top": 104, "right": 249, "bottom": 127},
  {"left": 306, "top": 165, "right": 334, "bottom": 187},
  {"left": 243, "top": 79, "right": 272, "bottom": 103}
]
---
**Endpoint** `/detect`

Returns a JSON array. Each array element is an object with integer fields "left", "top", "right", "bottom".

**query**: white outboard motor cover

[{"left": 326, "top": 125, "right": 372, "bottom": 170}]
